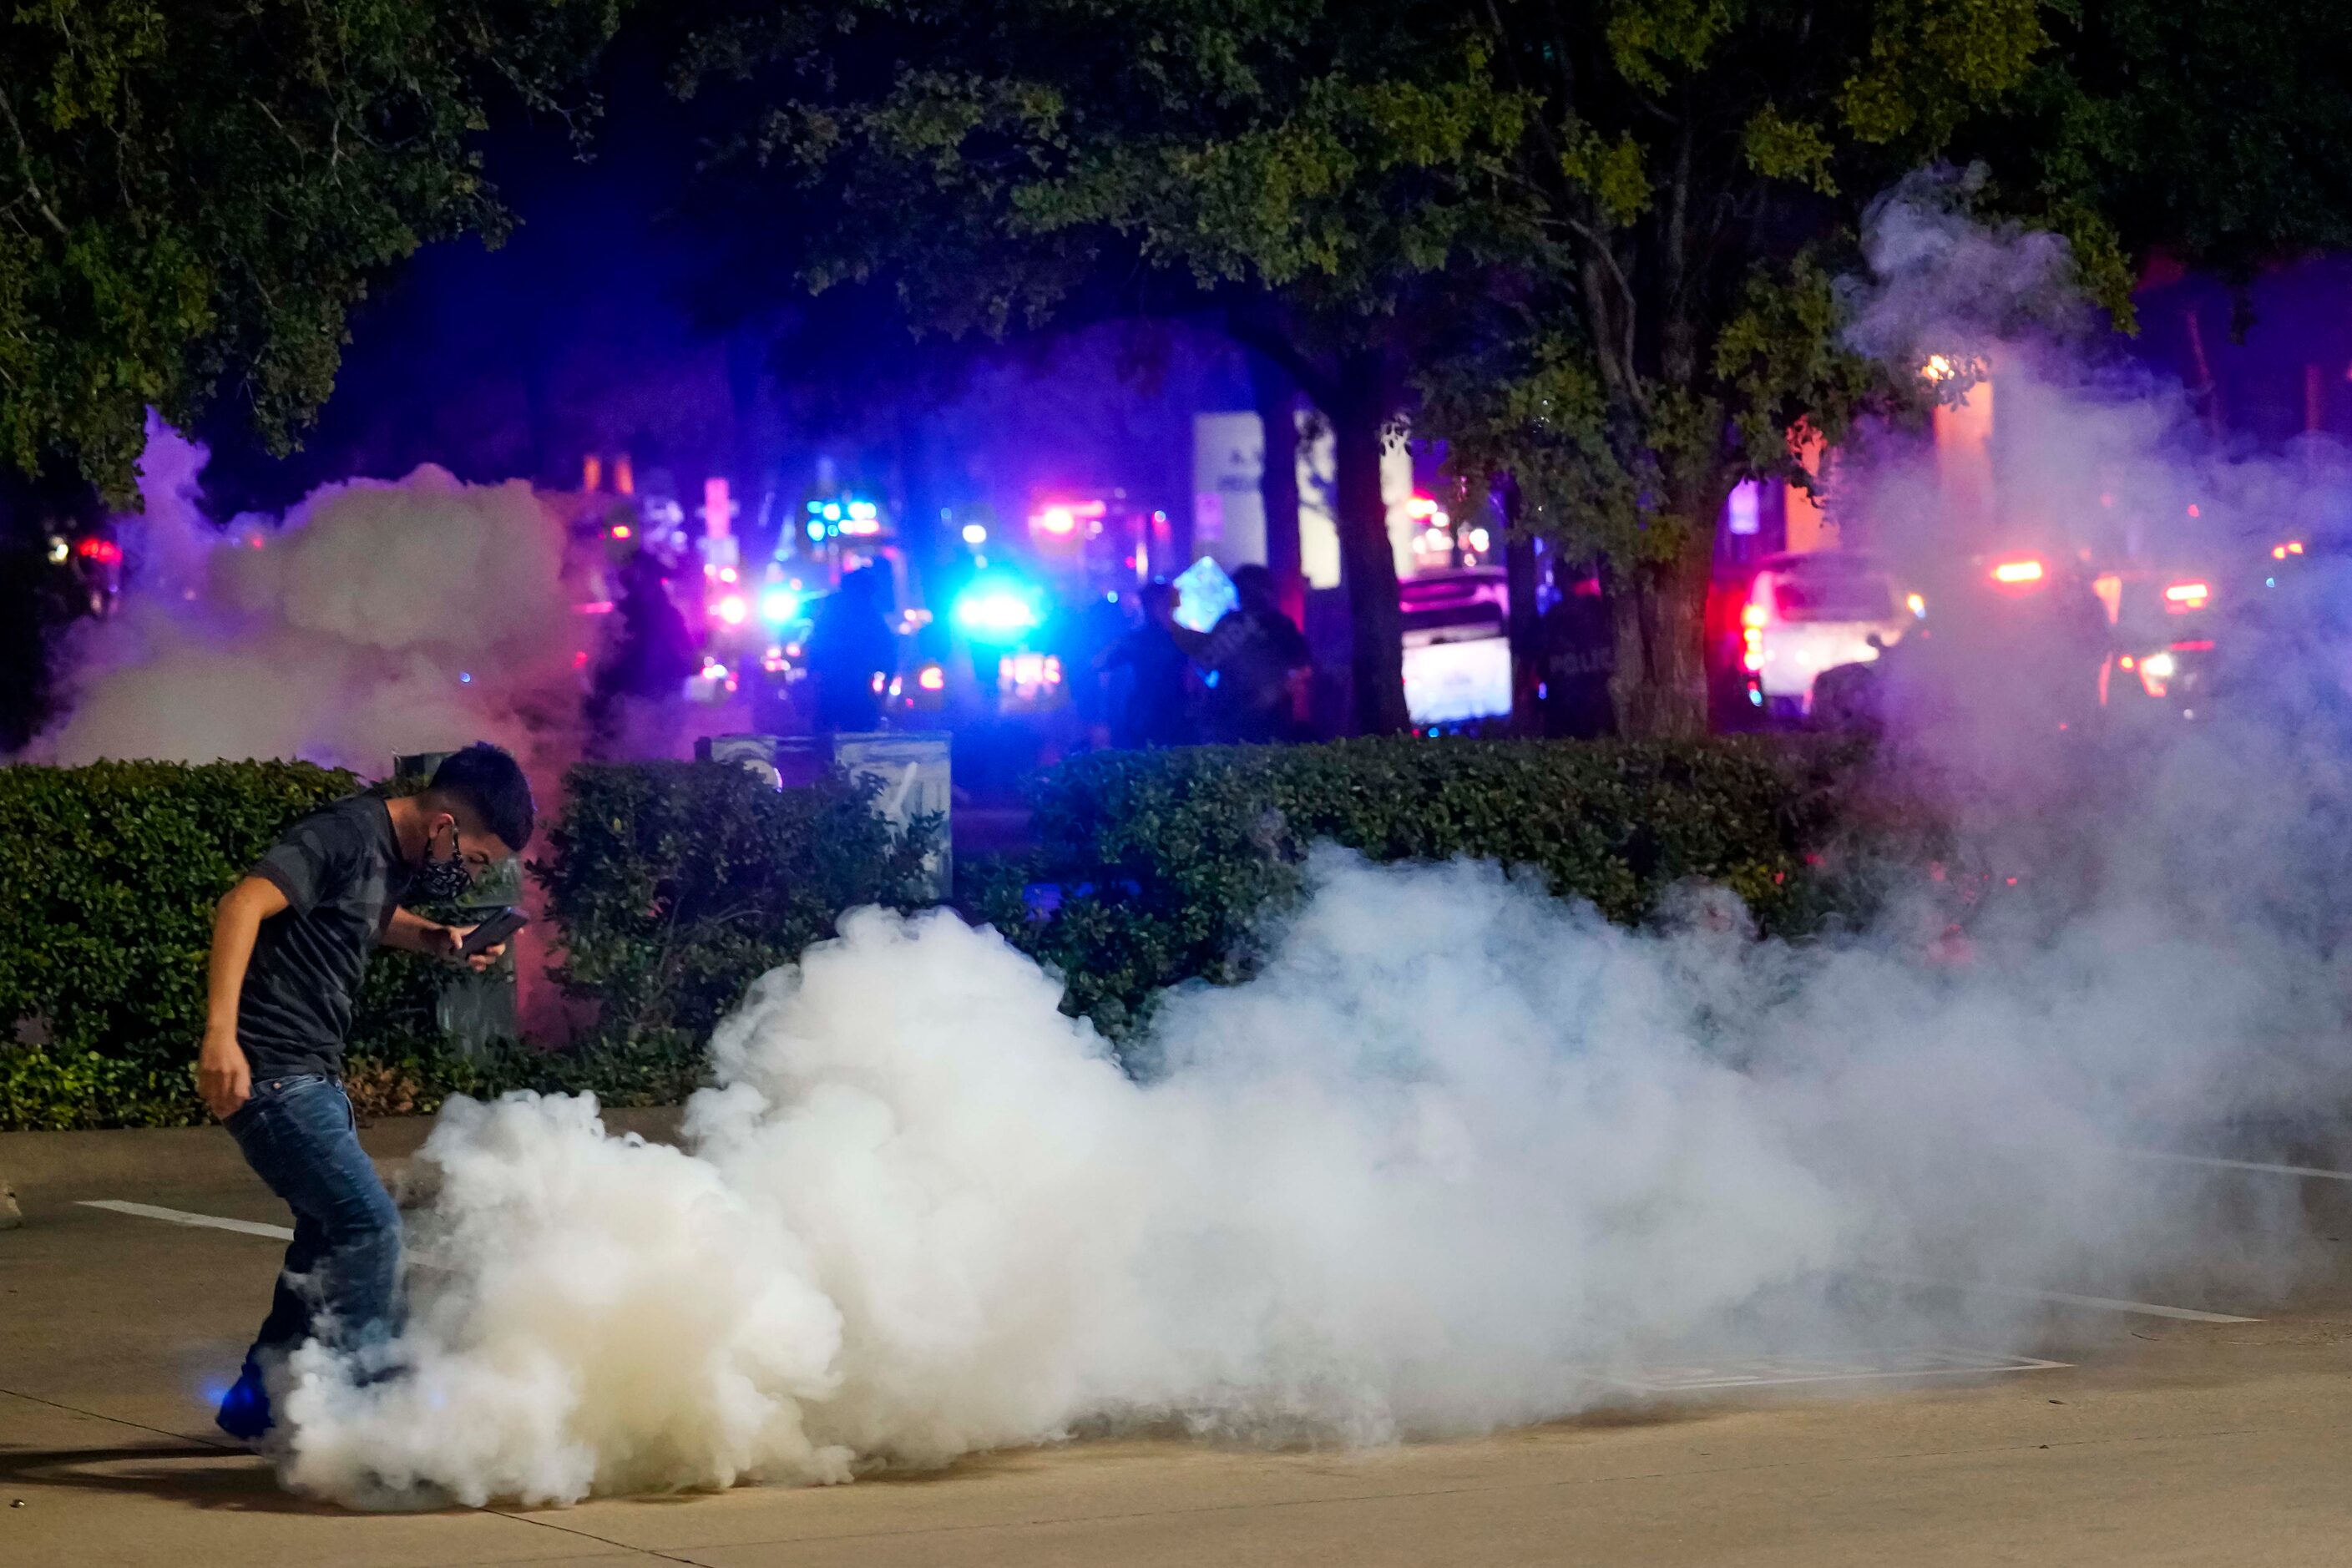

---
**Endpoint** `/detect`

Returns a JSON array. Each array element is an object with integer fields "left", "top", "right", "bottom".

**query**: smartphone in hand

[{"left": 458, "top": 907, "right": 529, "bottom": 959}]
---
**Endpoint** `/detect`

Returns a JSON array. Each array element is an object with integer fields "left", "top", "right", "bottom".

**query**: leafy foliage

[
  {"left": 674, "top": 2, "right": 2056, "bottom": 733},
  {"left": 3, "top": 745, "right": 1912, "bottom": 1123},
  {"left": 0, "top": 0, "right": 623, "bottom": 498},
  {"left": 0, "top": 759, "right": 448, "bottom": 1128},
  {"left": 0, "top": 757, "right": 933, "bottom": 1129},
  {"left": 678, "top": 0, "right": 2352, "bottom": 736},
  {"left": 1405, "top": 2, "right": 2064, "bottom": 615},
  {"left": 538, "top": 761, "right": 940, "bottom": 1050},
  {"left": 337, "top": 1033, "right": 712, "bottom": 1124},
  {"left": 682, "top": 3, "right": 1523, "bottom": 338},
  {"left": 2019, "top": 0, "right": 2352, "bottom": 289},
  {"left": 990, "top": 735, "right": 1903, "bottom": 1047}
]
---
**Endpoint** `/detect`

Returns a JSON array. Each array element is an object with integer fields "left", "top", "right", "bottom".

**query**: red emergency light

[
  {"left": 1032, "top": 498, "right": 1108, "bottom": 538},
  {"left": 75, "top": 538, "right": 122, "bottom": 565},
  {"left": 1739, "top": 598, "right": 1768, "bottom": 671}
]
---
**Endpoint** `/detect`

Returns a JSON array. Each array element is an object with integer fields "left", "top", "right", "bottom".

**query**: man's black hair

[{"left": 427, "top": 742, "right": 536, "bottom": 852}]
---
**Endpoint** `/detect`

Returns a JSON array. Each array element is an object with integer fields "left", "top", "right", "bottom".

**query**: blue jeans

[{"left": 215, "top": 1072, "right": 402, "bottom": 1439}]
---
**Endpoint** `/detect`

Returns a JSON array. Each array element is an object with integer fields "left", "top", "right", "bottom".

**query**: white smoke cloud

[
  {"left": 25, "top": 418, "right": 587, "bottom": 775},
  {"left": 1841, "top": 165, "right": 2084, "bottom": 374},
  {"left": 274, "top": 843, "right": 2339, "bottom": 1510},
  {"left": 279, "top": 858, "right": 1859, "bottom": 1507}
]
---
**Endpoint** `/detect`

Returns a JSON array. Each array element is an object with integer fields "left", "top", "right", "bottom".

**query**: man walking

[
  {"left": 199, "top": 741, "right": 534, "bottom": 1442},
  {"left": 806, "top": 566, "right": 900, "bottom": 733},
  {"left": 1100, "top": 579, "right": 1196, "bottom": 748}
]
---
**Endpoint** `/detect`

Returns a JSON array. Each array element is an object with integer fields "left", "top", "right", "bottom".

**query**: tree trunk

[
  {"left": 1249, "top": 354, "right": 1304, "bottom": 623},
  {"left": 1333, "top": 364, "right": 1409, "bottom": 735},
  {"left": 1608, "top": 537, "right": 1714, "bottom": 740}
]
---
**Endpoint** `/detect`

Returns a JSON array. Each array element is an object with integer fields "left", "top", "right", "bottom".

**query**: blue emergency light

[{"left": 952, "top": 573, "right": 1047, "bottom": 643}]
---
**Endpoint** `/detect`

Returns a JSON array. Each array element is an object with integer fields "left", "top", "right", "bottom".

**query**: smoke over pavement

[
  {"left": 274, "top": 837, "right": 2343, "bottom": 1509},
  {"left": 279, "top": 859, "right": 1849, "bottom": 1506}
]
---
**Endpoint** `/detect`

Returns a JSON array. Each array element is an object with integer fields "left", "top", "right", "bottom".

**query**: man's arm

[
  {"left": 1168, "top": 623, "right": 1213, "bottom": 660},
  {"left": 384, "top": 906, "right": 455, "bottom": 955},
  {"left": 200, "top": 877, "right": 288, "bottom": 1120}
]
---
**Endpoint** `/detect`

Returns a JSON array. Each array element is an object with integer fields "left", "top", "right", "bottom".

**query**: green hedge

[
  {"left": 984, "top": 736, "right": 1911, "bottom": 1039},
  {"left": 0, "top": 759, "right": 935, "bottom": 1130},
  {"left": 0, "top": 761, "right": 450, "bottom": 1129},
  {"left": 3, "top": 740, "right": 1917, "bottom": 1128},
  {"left": 539, "top": 761, "right": 938, "bottom": 1053}
]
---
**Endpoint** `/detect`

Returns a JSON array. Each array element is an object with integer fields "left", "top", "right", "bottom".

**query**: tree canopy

[
  {"left": 0, "top": 0, "right": 624, "bottom": 500},
  {"left": 2022, "top": 0, "right": 2352, "bottom": 287},
  {"left": 680, "top": 0, "right": 2352, "bottom": 735}
]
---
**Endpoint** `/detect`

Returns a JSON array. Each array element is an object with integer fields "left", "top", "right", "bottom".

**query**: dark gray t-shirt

[{"left": 238, "top": 795, "right": 413, "bottom": 1080}]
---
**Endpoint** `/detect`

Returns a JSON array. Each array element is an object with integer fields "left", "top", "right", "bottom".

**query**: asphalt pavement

[{"left": 7, "top": 1142, "right": 2352, "bottom": 1565}]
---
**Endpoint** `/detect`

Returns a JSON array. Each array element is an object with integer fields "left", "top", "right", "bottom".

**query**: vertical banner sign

[{"left": 1192, "top": 412, "right": 1268, "bottom": 569}]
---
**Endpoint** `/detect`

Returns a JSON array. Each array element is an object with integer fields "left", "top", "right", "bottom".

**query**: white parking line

[
  {"left": 1865, "top": 1270, "right": 2258, "bottom": 1323},
  {"left": 77, "top": 1200, "right": 292, "bottom": 1241},
  {"left": 2121, "top": 1148, "right": 2352, "bottom": 1183},
  {"left": 1620, "top": 1350, "right": 2070, "bottom": 1393}
]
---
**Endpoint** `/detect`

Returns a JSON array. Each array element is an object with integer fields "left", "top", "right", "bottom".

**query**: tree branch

[
  {"left": 1487, "top": 0, "right": 1570, "bottom": 172},
  {"left": 0, "top": 87, "right": 72, "bottom": 240},
  {"left": 1557, "top": 210, "right": 1644, "bottom": 412},
  {"left": 1662, "top": 83, "right": 1696, "bottom": 387},
  {"left": 1485, "top": 8, "right": 1645, "bottom": 408}
]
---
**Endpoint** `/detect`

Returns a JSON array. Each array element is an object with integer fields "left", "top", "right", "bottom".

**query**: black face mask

[{"left": 416, "top": 826, "right": 474, "bottom": 902}]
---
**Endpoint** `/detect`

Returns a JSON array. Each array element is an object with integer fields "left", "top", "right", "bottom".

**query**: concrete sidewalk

[{"left": 8, "top": 1139, "right": 2352, "bottom": 1565}]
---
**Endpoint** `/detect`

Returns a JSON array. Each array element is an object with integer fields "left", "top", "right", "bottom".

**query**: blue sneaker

[{"left": 215, "top": 1361, "right": 275, "bottom": 1444}]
